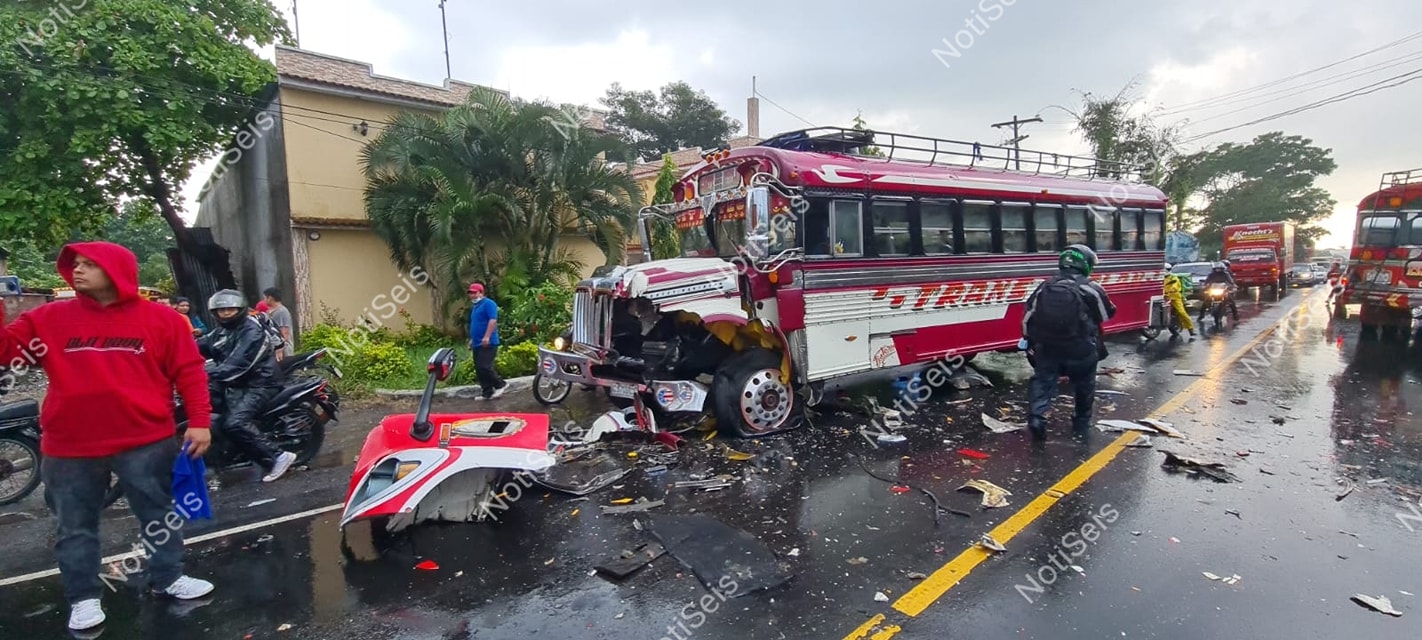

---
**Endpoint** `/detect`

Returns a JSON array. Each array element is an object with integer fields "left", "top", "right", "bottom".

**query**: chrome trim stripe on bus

[{"left": 799, "top": 254, "right": 1164, "bottom": 290}]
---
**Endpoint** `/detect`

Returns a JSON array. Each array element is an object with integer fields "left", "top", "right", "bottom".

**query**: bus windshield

[{"left": 671, "top": 209, "right": 715, "bottom": 258}]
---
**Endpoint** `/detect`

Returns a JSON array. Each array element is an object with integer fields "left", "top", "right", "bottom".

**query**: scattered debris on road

[
  {"left": 1202, "top": 572, "right": 1242, "bottom": 585},
  {"left": 1336, "top": 479, "right": 1356, "bottom": 501},
  {"left": 594, "top": 542, "right": 666, "bottom": 580},
  {"left": 978, "top": 534, "right": 1007, "bottom": 552},
  {"left": 601, "top": 498, "right": 665, "bottom": 514},
  {"left": 415, "top": 560, "right": 439, "bottom": 571},
  {"left": 874, "top": 591, "right": 890, "bottom": 602},
  {"left": 847, "top": 557, "right": 869, "bottom": 566},
  {"left": 1351, "top": 593, "right": 1404, "bottom": 617},
  {"left": 1230, "top": 398, "right": 1248, "bottom": 405},
  {"left": 958, "top": 448, "right": 991, "bottom": 459},
  {"left": 1159, "top": 451, "right": 1241, "bottom": 483},
  {"left": 1173, "top": 369, "right": 1205, "bottom": 376},
  {"left": 1225, "top": 509, "right": 1241, "bottom": 519},
  {"left": 244, "top": 499, "right": 276, "bottom": 508},
  {"left": 1125, "top": 434, "right": 1153, "bottom": 448},
  {"left": 958, "top": 479, "right": 1012, "bottom": 508},
  {"left": 982, "top": 413, "right": 1026, "bottom": 434}
]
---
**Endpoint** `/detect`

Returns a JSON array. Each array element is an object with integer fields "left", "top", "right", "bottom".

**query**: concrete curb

[{"left": 373, "top": 374, "right": 536, "bottom": 399}]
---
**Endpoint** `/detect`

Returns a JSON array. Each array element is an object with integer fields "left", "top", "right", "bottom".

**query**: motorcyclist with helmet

[
  {"left": 1198, "top": 261, "right": 1240, "bottom": 322},
  {"left": 198, "top": 289, "right": 297, "bottom": 482},
  {"left": 1019, "top": 244, "right": 1117, "bottom": 440}
]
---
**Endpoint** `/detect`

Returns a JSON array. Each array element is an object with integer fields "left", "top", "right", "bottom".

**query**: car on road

[
  {"left": 1170, "top": 262, "right": 1216, "bottom": 298},
  {"left": 1289, "top": 263, "right": 1320, "bottom": 287}
]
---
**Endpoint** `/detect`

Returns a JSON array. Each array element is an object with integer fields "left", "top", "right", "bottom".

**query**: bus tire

[{"left": 712, "top": 348, "right": 803, "bottom": 438}]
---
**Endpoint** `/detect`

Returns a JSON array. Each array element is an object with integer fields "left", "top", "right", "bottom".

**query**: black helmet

[{"left": 1059, "top": 244, "right": 1098, "bottom": 275}]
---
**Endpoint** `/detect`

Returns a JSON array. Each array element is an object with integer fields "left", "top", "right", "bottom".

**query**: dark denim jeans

[
  {"left": 473, "top": 345, "right": 505, "bottom": 398},
  {"left": 42, "top": 438, "right": 185, "bottom": 603},
  {"left": 1027, "top": 344, "right": 1099, "bottom": 434}
]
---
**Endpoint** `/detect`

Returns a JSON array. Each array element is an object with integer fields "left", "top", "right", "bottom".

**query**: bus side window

[
  {"left": 831, "top": 199, "right": 865, "bottom": 257},
  {"left": 804, "top": 199, "right": 831, "bottom": 256},
  {"left": 1410, "top": 213, "right": 1422, "bottom": 245},
  {"left": 1065, "top": 206, "right": 1089, "bottom": 247},
  {"left": 921, "top": 200, "right": 955, "bottom": 255},
  {"left": 963, "top": 201, "right": 993, "bottom": 253},
  {"left": 1121, "top": 208, "right": 1142, "bottom": 251},
  {"left": 1090, "top": 206, "right": 1116, "bottom": 251},
  {"left": 1000, "top": 202, "right": 1030, "bottom": 253},
  {"left": 1034, "top": 204, "right": 1062, "bottom": 253},
  {"left": 1143, "top": 209, "right": 1164, "bottom": 250},
  {"left": 871, "top": 200, "right": 911, "bottom": 256}
]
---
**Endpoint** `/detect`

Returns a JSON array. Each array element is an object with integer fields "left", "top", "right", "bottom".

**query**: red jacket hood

[{"left": 57, "top": 241, "right": 141, "bottom": 305}]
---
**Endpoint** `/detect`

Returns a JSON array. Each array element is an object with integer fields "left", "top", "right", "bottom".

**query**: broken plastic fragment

[
  {"left": 722, "top": 445, "right": 755, "bottom": 461},
  {"left": 1203, "top": 571, "right": 1221, "bottom": 580},
  {"left": 878, "top": 433, "right": 908, "bottom": 443},
  {"left": 982, "top": 413, "right": 1026, "bottom": 434},
  {"left": 890, "top": 485, "right": 911, "bottom": 494},
  {"left": 278, "top": 623, "right": 293, "bottom": 632},
  {"left": 415, "top": 560, "right": 439, "bottom": 571},
  {"left": 907, "top": 572, "right": 928, "bottom": 580},
  {"left": 1351, "top": 594, "right": 1404, "bottom": 616},
  {"left": 978, "top": 534, "right": 1007, "bottom": 552},
  {"left": 958, "top": 448, "right": 991, "bottom": 460},
  {"left": 874, "top": 592, "right": 889, "bottom": 602},
  {"left": 958, "top": 479, "right": 1013, "bottom": 508},
  {"left": 1173, "top": 369, "right": 1204, "bottom": 376},
  {"left": 610, "top": 498, "right": 634, "bottom": 505},
  {"left": 787, "top": 548, "right": 800, "bottom": 557},
  {"left": 847, "top": 557, "right": 868, "bottom": 565}
]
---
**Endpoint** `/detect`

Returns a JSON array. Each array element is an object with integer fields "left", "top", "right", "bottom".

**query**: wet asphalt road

[{"left": 2, "top": 284, "right": 1420, "bottom": 639}]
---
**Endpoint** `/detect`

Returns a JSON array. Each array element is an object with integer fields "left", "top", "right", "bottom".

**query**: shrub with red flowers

[{"left": 502, "top": 281, "right": 573, "bottom": 345}]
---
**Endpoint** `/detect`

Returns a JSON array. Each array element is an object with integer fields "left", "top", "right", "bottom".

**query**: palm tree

[{"left": 360, "top": 87, "right": 643, "bottom": 321}]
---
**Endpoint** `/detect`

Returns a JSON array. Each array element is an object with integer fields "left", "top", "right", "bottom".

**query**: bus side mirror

[{"left": 746, "top": 186, "right": 771, "bottom": 259}]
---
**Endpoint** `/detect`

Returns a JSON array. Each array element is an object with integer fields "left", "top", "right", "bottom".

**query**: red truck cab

[{"left": 1222, "top": 221, "right": 1295, "bottom": 295}]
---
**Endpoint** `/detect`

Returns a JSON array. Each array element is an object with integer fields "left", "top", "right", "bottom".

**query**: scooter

[
  {"left": 1142, "top": 296, "right": 1186, "bottom": 340},
  {"left": 0, "top": 390, "right": 41, "bottom": 505},
  {"left": 340, "top": 348, "right": 558, "bottom": 533}
]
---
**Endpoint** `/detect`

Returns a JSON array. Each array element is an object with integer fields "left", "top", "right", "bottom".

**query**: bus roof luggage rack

[
  {"left": 756, "top": 126, "right": 1146, "bottom": 182},
  {"left": 1370, "top": 168, "right": 1422, "bottom": 210}
]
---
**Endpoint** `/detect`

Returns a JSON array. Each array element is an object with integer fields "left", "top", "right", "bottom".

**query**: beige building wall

[{"left": 304, "top": 229, "right": 438, "bottom": 327}]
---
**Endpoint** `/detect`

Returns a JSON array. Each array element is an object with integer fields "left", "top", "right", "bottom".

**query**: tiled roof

[{"left": 274, "top": 46, "right": 607, "bottom": 130}]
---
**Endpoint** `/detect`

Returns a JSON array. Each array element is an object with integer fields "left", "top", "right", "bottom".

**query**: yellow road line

[{"left": 843, "top": 292, "right": 1314, "bottom": 635}]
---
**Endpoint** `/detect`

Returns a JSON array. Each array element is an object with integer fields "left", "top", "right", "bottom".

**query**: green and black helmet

[{"left": 1058, "top": 244, "right": 1098, "bottom": 275}]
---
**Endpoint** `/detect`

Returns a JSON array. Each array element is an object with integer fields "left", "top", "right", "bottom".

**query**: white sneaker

[
  {"left": 156, "top": 575, "right": 214, "bottom": 600},
  {"left": 68, "top": 598, "right": 105, "bottom": 630},
  {"left": 263, "top": 451, "right": 297, "bottom": 482},
  {"left": 489, "top": 383, "right": 509, "bottom": 399}
]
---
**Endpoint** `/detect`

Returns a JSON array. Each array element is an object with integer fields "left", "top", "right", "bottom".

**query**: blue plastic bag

[{"left": 172, "top": 443, "right": 212, "bottom": 520}]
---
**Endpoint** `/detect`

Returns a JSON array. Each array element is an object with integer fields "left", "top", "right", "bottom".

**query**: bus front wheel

[{"left": 712, "top": 348, "right": 804, "bottom": 438}]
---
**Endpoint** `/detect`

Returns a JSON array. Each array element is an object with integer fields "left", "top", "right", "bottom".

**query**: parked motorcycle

[{"left": 0, "top": 391, "right": 41, "bottom": 505}]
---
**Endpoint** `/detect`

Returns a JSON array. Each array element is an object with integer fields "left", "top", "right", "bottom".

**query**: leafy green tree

[
  {"left": 4, "top": 241, "right": 65, "bottom": 289},
  {"left": 0, "top": 0, "right": 292, "bottom": 251},
  {"left": 600, "top": 81, "right": 741, "bottom": 163},
  {"left": 1192, "top": 132, "right": 1337, "bottom": 248},
  {"left": 851, "top": 111, "right": 885, "bottom": 157},
  {"left": 649, "top": 154, "right": 682, "bottom": 260},
  {"left": 1065, "top": 81, "right": 1181, "bottom": 183},
  {"left": 361, "top": 87, "right": 644, "bottom": 322}
]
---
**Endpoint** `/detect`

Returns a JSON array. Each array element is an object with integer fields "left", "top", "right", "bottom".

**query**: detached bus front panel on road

[{"left": 541, "top": 127, "right": 1168, "bottom": 437}]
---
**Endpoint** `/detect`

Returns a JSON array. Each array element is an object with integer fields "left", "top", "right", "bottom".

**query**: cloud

[{"left": 181, "top": 0, "right": 1422, "bottom": 246}]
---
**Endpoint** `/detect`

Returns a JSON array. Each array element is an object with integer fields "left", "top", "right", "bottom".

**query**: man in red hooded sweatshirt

[{"left": 0, "top": 241, "right": 217, "bottom": 632}]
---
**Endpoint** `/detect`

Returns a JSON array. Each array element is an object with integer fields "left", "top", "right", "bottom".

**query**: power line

[
  {"left": 1184, "top": 66, "right": 1422, "bottom": 142},
  {"left": 1160, "top": 28, "right": 1422, "bottom": 113},
  {"left": 1161, "top": 48, "right": 1422, "bottom": 120},
  {"left": 753, "top": 89, "right": 816, "bottom": 128}
]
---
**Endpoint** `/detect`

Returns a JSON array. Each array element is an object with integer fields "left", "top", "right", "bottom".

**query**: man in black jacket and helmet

[
  {"left": 198, "top": 289, "right": 297, "bottom": 482},
  {"left": 1020, "top": 244, "right": 1117, "bottom": 440}
]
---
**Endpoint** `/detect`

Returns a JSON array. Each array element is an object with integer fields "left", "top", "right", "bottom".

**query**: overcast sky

[{"left": 182, "top": 0, "right": 1422, "bottom": 249}]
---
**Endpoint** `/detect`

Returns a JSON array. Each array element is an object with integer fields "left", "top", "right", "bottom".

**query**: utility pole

[
  {"left": 291, "top": 1, "right": 300, "bottom": 47},
  {"left": 990, "top": 115, "right": 1041, "bottom": 170},
  {"left": 439, "top": 0, "right": 451, "bottom": 81}
]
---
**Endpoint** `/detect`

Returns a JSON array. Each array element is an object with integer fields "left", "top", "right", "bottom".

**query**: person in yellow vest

[{"left": 1163, "top": 272, "right": 1197, "bottom": 339}]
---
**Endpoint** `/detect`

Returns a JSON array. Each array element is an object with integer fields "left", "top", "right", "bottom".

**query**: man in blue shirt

[{"left": 467, "top": 283, "right": 508, "bottom": 400}]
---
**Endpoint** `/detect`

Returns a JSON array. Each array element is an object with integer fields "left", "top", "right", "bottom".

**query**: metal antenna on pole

[
  {"left": 439, "top": 0, "right": 451, "bottom": 81},
  {"left": 292, "top": 0, "right": 300, "bottom": 47},
  {"left": 990, "top": 115, "right": 1042, "bottom": 170}
]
